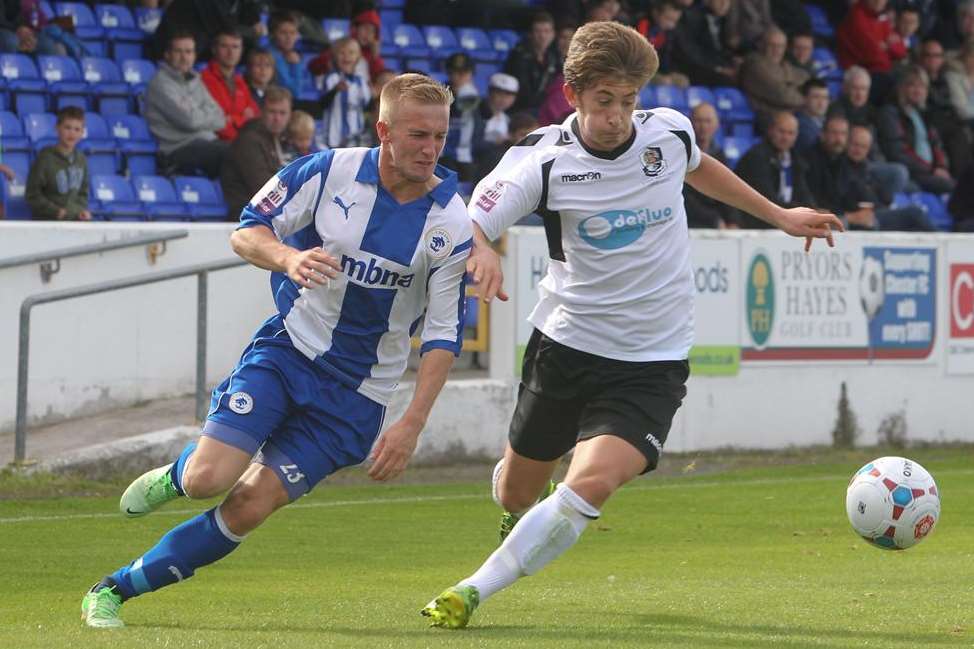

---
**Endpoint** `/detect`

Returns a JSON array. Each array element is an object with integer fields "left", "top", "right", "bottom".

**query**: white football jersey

[{"left": 471, "top": 109, "right": 701, "bottom": 362}]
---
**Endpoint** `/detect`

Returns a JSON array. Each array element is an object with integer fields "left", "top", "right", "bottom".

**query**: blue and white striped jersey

[
  {"left": 321, "top": 71, "right": 371, "bottom": 148},
  {"left": 239, "top": 147, "right": 472, "bottom": 406}
]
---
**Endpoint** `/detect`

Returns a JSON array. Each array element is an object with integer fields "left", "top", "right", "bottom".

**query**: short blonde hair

[
  {"left": 378, "top": 73, "right": 453, "bottom": 123},
  {"left": 563, "top": 21, "right": 659, "bottom": 91},
  {"left": 333, "top": 36, "right": 361, "bottom": 55},
  {"left": 287, "top": 110, "right": 315, "bottom": 137}
]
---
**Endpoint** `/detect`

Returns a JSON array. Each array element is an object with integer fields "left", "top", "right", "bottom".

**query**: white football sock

[{"left": 460, "top": 483, "right": 600, "bottom": 601}]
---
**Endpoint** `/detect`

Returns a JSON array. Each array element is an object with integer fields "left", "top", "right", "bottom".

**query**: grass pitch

[{"left": 0, "top": 447, "right": 971, "bottom": 648}]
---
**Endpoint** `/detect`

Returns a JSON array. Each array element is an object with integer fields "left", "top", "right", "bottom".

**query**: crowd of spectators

[{"left": 3, "top": 0, "right": 973, "bottom": 231}]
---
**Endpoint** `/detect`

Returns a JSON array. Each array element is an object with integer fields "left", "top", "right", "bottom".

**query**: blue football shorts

[{"left": 203, "top": 315, "right": 386, "bottom": 500}]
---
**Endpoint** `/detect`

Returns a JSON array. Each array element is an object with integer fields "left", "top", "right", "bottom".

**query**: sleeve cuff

[{"left": 420, "top": 340, "right": 462, "bottom": 357}]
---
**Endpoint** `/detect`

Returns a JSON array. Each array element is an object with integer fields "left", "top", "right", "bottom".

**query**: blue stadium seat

[
  {"left": 403, "top": 57, "right": 432, "bottom": 74},
  {"left": 91, "top": 174, "right": 144, "bottom": 220},
  {"left": 121, "top": 58, "right": 155, "bottom": 94},
  {"left": 379, "top": 9, "right": 403, "bottom": 30},
  {"left": 713, "top": 86, "right": 755, "bottom": 124},
  {"left": 134, "top": 7, "right": 161, "bottom": 35},
  {"left": 890, "top": 192, "right": 912, "bottom": 209},
  {"left": 687, "top": 86, "right": 715, "bottom": 109},
  {"left": 391, "top": 24, "right": 429, "bottom": 58},
  {"left": 378, "top": 0, "right": 405, "bottom": 7},
  {"left": 654, "top": 85, "right": 688, "bottom": 112},
  {"left": 456, "top": 27, "right": 499, "bottom": 62},
  {"left": 94, "top": 3, "right": 144, "bottom": 61},
  {"left": 638, "top": 85, "right": 655, "bottom": 109},
  {"left": 323, "top": 18, "right": 350, "bottom": 42},
  {"left": 0, "top": 54, "right": 48, "bottom": 114},
  {"left": 110, "top": 113, "right": 157, "bottom": 175},
  {"left": 811, "top": 47, "right": 841, "bottom": 81},
  {"left": 0, "top": 110, "right": 31, "bottom": 152},
  {"left": 489, "top": 29, "right": 519, "bottom": 57},
  {"left": 80, "top": 113, "right": 117, "bottom": 175},
  {"left": 38, "top": 55, "right": 90, "bottom": 109},
  {"left": 23, "top": 112, "right": 58, "bottom": 151},
  {"left": 806, "top": 4, "right": 834, "bottom": 39},
  {"left": 133, "top": 175, "right": 190, "bottom": 221},
  {"left": 379, "top": 25, "right": 399, "bottom": 57},
  {"left": 81, "top": 57, "right": 131, "bottom": 114},
  {"left": 54, "top": 2, "right": 104, "bottom": 39},
  {"left": 173, "top": 176, "right": 227, "bottom": 221},
  {"left": 473, "top": 70, "right": 490, "bottom": 96},
  {"left": 1, "top": 151, "right": 31, "bottom": 219},
  {"left": 722, "top": 136, "right": 756, "bottom": 169},
  {"left": 911, "top": 192, "right": 952, "bottom": 231},
  {"left": 731, "top": 121, "right": 755, "bottom": 139}
]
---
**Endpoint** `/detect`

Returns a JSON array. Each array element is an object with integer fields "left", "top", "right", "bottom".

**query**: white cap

[{"left": 488, "top": 72, "right": 519, "bottom": 94}]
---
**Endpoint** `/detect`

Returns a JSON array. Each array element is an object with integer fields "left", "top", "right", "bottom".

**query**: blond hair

[
  {"left": 378, "top": 73, "right": 453, "bottom": 123},
  {"left": 287, "top": 110, "right": 315, "bottom": 137},
  {"left": 563, "top": 21, "right": 659, "bottom": 91}
]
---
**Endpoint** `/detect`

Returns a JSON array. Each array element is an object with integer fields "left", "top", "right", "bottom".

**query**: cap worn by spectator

[
  {"left": 489, "top": 73, "right": 519, "bottom": 94},
  {"left": 445, "top": 53, "right": 474, "bottom": 73}
]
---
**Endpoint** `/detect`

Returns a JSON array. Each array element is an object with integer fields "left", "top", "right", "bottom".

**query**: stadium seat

[
  {"left": 379, "top": 9, "right": 403, "bottom": 30},
  {"left": 132, "top": 174, "right": 190, "bottom": 221},
  {"left": 379, "top": 25, "right": 399, "bottom": 57},
  {"left": 78, "top": 113, "right": 118, "bottom": 173},
  {"left": 38, "top": 55, "right": 90, "bottom": 110},
  {"left": 0, "top": 110, "right": 31, "bottom": 152},
  {"left": 456, "top": 27, "right": 499, "bottom": 62},
  {"left": 94, "top": 4, "right": 145, "bottom": 61},
  {"left": 488, "top": 29, "right": 519, "bottom": 57},
  {"left": 722, "top": 136, "right": 756, "bottom": 168},
  {"left": 90, "top": 174, "right": 142, "bottom": 220},
  {"left": 378, "top": 0, "right": 405, "bottom": 7},
  {"left": 0, "top": 53, "right": 48, "bottom": 114},
  {"left": 713, "top": 86, "right": 755, "bottom": 124},
  {"left": 23, "top": 112, "right": 58, "bottom": 151},
  {"left": 806, "top": 4, "right": 834, "bottom": 39},
  {"left": 911, "top": 192, "right": 953, "bottom": 231},
  {"left": 391, "top": 24, "right": 429, "bottom": 58},
  {"left": 134, "top": 6, "right": 162, "bottom": 35},
  {"left": 81, "top": 57, "right": 131, "bottom": 114},
  {"left": 811, "top": 48, "right": 841, "bottom": 81},
  {"left": 403, "top": 57, "right": 432, "bottom": 74},
  {"left": 173, "top": 175, "right": 227, "bottom": 221},
  {"left": 638, "top": 85, "right": 655, "bottom": 109},
  {"left": 322, "top": 18, "right": 350, "bottom": 42},
  {"left": 686, "top": 86, "right": 715, "bottom": 109},
  {"left": 890, "top": 192, "right": 912, "bottom": 209},
  {"left": 731, "top": 121, "right": 754, "bottom": 139},
  {"left": 54, "top": 2, "right": 104, "bottom": 39},
  {"left": 121, "top": 58, "right": 155, "bottom": 94},
  {"left": 1, "top": 151, "right": 31, "bottom": 219},
  {"left": 654, "top": 84, "right": 689, "bottom": 112}
]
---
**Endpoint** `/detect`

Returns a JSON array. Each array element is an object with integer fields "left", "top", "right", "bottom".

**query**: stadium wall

[{"left": 1, "top": 223, "right": 971, "bottom": 458}]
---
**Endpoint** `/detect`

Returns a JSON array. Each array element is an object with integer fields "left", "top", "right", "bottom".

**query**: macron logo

[
  {"left": 561, "top": 171, "right": 601, "bottom": 183},
  {"left": 341, "top": 254, "right": 415, "bottom": 288}
]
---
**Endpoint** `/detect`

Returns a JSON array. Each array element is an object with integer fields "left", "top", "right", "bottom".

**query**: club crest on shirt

[
  {"left": 425, "top": 227, "right": 453, "bottom": 260},
  {"left": 228, "top": 391, "right": 253, "bottom": 415},
  {"left": 252, "top": 176, "right": 288, "bottom": 215},
  {"left": 640, "top": 146, "right": 666, "bottom": 177}
]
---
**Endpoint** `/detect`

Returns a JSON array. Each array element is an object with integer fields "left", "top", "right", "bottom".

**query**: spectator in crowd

[
  {"left": 555, "top": 21, "right": 575, "bottom": 61},
  {"left": 948, "top": 162, "right": 974, "bottom": 231},
  {"left": 282, "top": 109, "right": 316, "bottom": 163},
  {"left": 845, "top": 124, "right": 934, "bottom": 230},
  {"left": 0, "top": 1, "right": 68, "bottom": 56},
  {"left": 726, "top": 0, "right": 774, "bottom": 53},
  {"left": 673, "top": 0, "right": 740, "bottom": 86},
  {"left": 151, "top": 0, "right": 263, "bottom": 62},
  {"left": 946, "top": 41, "right": 974, "bottom": 123},
  {"left": 363, "top": 68, "right": 397, "bottom": 147},
  {"left": 481, "top": 73, "right": 519, "bottom": 145},
  {"left": 739, "top": 27, "right": 810, "bottom": 118},
  {"left": 145, "top": 31, "right": 228, "bottom": 178},
  {"left": 917, "top": 37, "right": 973, "bottom": 175},
  {"left": 537, "top": 71, "right": 572, "bottom": 126},
  {"left": 25, "top": 106, "right": 90, "bottom": 221},
  {"left": 441, "top": 52, "right": 483, "bottom": 180},
  {"left": 895, "top": 5, "right": 921, "bottom": 52},
  {"left": 320, "top": 37, "right": 371, "bottom": 149},
  {"left": 583, "top": 0, "right": 623, "bottom": 23},
  {"left": 892, "top": 0, "right": 938, "bottom": 39},
  {"left": 268, "top": 10, "right": 308, "bottom": 101},
  {"left": 795, "top": 78, "right": 831, "bottom": 152},
  {"left": 351, "top": 7, "right": 385, "bottom": 82},
  {"left": 476, "top": 110, "right": 538, "bottom": 184},
  {"left": 837, "top": 0, "right": 907, "bottom": 102},
  {"left": 787, "top": 31, "right": 816, "bottom": 79},
  {"left": 201, "top": 28, "right": 260, "bottom": 142},
  {"left": 934, "top": 0, "right": 974, "bottom": 53},
  {"left": 877, "top": 64, "right": 956, "bottom": 193},
  {"left": 734, "top": 111, "right": 814, "bottom": 228},
  {"left": 504, "top": 11, "right": 560, "bottom": 113},
  {"left": 245, "top": 48, "right": 276, "bottom": 107},
  {"left": 220, "top": 86, "right": 292, "bottom": 221},
  {"left": 637, "top": 0, "right": 690, "bottom": 87},
  {"left": 686, "top": 102, "right": 738, "bottom": 228},
  {"left": 804, "top": 114, "right": 878, "bottom": 229},
  {"left": 828, "top": 65, "right": 878, "bottom": 128}
]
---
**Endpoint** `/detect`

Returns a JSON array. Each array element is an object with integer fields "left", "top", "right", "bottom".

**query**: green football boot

[
  {"left": 80, "top": 584, "right": 124, "bottom": 628},
  {"left": 120, "top": 463, "right": 180, "bottom": 518},
  {"left": 421, "top": 585, "right": 480, "bottom": 629},
  {"left": 498, "top": 479, "right": 557, "bottom": 542}
]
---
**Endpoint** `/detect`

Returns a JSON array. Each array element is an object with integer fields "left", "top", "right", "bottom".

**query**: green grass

[{"left": 0, "top": 447, "right": 972, "bottom": 648}]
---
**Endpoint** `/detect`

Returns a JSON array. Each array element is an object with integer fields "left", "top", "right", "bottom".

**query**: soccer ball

[
  {"left": 859, "top": 255, "right": 885, "bottom": 320},
  {"left": 846, "top": 456, "right": 940, "bottom": 550}
]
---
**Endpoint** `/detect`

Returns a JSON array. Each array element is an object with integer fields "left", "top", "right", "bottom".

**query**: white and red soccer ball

[{"left": 846, "top": 456, "right": 940, "bottom": 550}]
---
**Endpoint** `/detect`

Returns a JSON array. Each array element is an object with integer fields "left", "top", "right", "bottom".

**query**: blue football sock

[
  {"left": 110, "top": 507, "right": 244, "bottom": 600},
  {"left": 168, "top": 441, "right": 197, "bottom": 497}
]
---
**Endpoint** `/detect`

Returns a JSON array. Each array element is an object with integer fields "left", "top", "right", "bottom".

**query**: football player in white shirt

[{"left": 422, "top": 21, "right": 843, "bottom": 628}]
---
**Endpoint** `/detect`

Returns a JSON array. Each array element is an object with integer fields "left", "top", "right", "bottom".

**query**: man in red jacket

[
  {"left": 837, "top": 0, "right": 906, "bottom": 74},
  {"left": 202, "top": 27, "right": 260, "bottom": 141}
]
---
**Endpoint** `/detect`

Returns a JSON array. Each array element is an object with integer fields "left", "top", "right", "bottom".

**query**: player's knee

[
  {"left": 497, "top": 482, "right": 544, "bottom": 514},
  {"left": 221, "top": 480, "right": 287, "bottom": 536},
  {"left": 564, "top": 475, "right": 617, "bottom": 509},
  {"left": 182, "top": 462, "right": 230, "bottom": 499}
]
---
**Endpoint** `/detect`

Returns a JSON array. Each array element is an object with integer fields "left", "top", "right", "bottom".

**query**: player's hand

[
  {"left": 466, "top": 242, "right": 508, "bottom": 302},
  {"left": 367, "top": 417, "right": 422, "bottom": 481},
  {"left": 284, "top": 248, "right": 341, "bottom": 288},
  {"left": 776, "top": 207, "right": 845, "bottom": 252}
]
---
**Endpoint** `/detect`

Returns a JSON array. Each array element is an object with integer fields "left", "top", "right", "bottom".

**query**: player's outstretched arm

[
  {"left": 685, "top": 153, "right": 845, "bottom": 250},
  {"left": 368, "top": 349, "right": 455, "bottom": 481},
  {"left": 467, "top": 222, "right": 509, "bottom": 303},
  {"left": 230, "top": 225, "right": 341, "bottom": 289}
]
